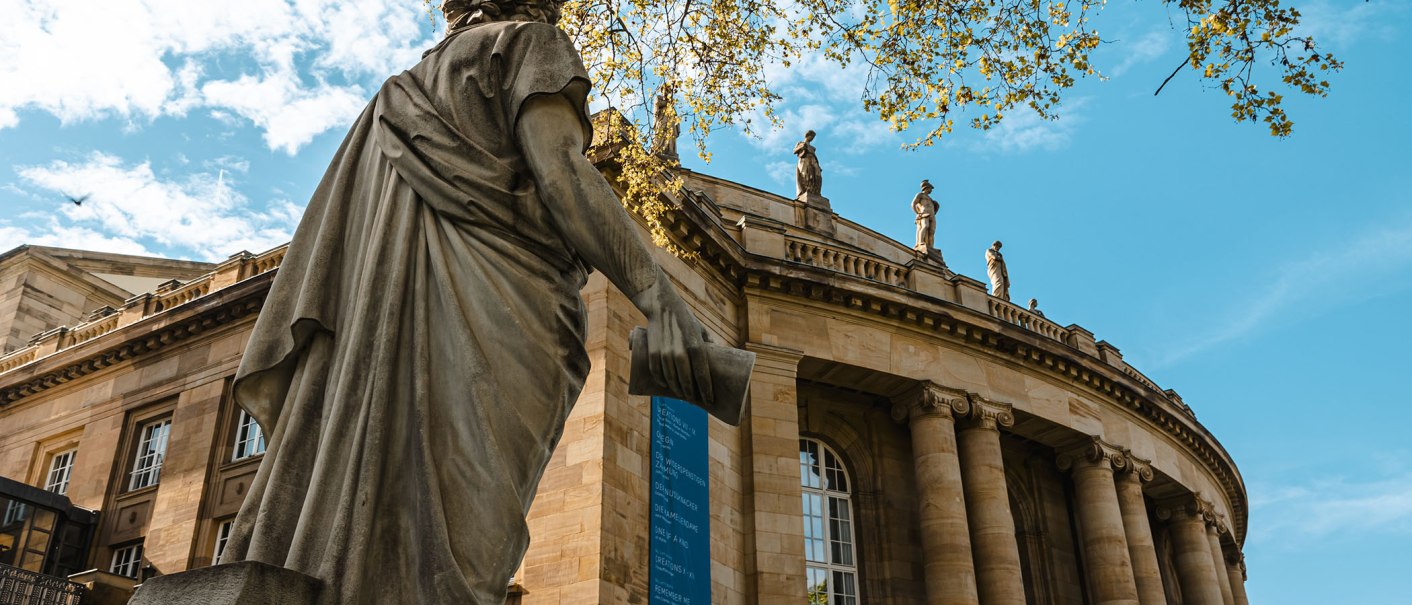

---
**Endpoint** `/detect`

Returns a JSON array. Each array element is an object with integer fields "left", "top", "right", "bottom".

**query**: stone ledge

[{"left": 128, "top": 561, "right": 322, "bottom": 605}]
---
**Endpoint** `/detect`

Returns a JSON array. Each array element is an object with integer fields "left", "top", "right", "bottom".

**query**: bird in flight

[{"left": 64, "top": 193, "right": 90, "bottom": 206}]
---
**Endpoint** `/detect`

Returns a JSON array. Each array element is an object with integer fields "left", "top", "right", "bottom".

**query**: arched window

[{"left": 799, "top": 438, "right": 858, "bottom": 605}]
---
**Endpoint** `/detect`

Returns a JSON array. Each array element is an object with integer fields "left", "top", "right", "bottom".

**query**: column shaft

[
  {"left": 1064, "top": 450, "right": 1140, "bottom": 605},
  {"left": 901, "top": 387, "right": 979, "bottom": 605},
  {"left": 956, "top": 401, "right": 1026, "bottom": 605},
  {"left": 1162, "top": 507, "right": 1225, "bottom": 605},
  {"left": 1115, "top": 465, "right": 1167, "bottom": 605},
  {"left": 1226, "top": 559, "right": 1250, "bottom": 605},
  {"left": 1206, "top": 526, "right": 1235, "bottom": 605}
]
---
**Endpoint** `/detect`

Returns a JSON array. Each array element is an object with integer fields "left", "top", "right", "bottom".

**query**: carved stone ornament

[
  {"left": 1056, "top": 436, "right": 1129, "bottom": 473},
  {"left": 1118, "top": 450, "right": 1155, "bottom": 483},
  {"left": 891, "top": 381, "right": 969, "bottom": 423},
  {"left": 961, "top": 394, "right": 1015, "bottom": 430},
  {"left": 1155, "top": 493, "right": 1218, "bottom": 524}
]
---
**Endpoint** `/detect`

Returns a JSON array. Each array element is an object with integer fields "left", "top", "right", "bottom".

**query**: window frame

[
  {"left": 799, "top": 438, "right": 860, "bottom": 605},
  {"left": 127, "top": 418, "right": 172, "bottom": 492},
  {"left": 212, "top": 519, "right": 234, "bottom": 565},
  {"left": 44, "top": 449, "right": 77, "bottom": 495},
  {"left": 110, "top": 541, "right": 144, "bottom": 578},
  {"left": 230, "top": 409, "right": 266, "bottom": 462}
]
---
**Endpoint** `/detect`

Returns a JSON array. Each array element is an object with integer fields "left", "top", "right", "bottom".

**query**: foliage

[{"left": 424, "top": 0, "right": 1339, "bottom": 246}]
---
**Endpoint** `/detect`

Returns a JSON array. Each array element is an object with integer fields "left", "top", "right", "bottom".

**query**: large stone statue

[
  {"left": 650, "top": 85, "right": 679, "bottom": 161},
  {"left": 911, "top": 179, "right": 937, "bottom": 255},
  {"left": 794, "top": 129, "right": 822, "bottom": 199},
  {"left": 146, "top": 2, "right": 747, "bottom": 603},
  {"left": 986, "top": 240, "right": 1011, "bottom": 301}
]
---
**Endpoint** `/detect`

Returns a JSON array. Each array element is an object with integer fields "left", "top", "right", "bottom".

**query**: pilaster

[{"left": 742, "top": 342, "right": 807, "bottom": 604}]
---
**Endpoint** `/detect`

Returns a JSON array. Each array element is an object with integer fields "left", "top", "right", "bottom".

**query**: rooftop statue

[
  {"left": 651, "top": 85, "right": 679, "bottom": 161},
  {"left": 1028, "top": 298, "right": 1044, "bottom": 318},
  {"left": 911, "top": 179, "right": 943, "bottom": 265},
  {"left": 987, "top": 240, "right": 1011, "bottom": 301},
  {"left": 139, "top": 1, "right": 752, "bottom": 603},
  {"left": 794, "top": 129, "right": 822, "bottom": 199}
]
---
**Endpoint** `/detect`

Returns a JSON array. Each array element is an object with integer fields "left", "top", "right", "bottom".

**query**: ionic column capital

[
  {"left": 1056, "top": 436, "right": 1128, "bottom": 473},
  {"left": 960, "top": 394, "right": 1014, "bottom": 431},
  {"left": 1156, "top": 493, "right": 1220, "bottom": 526},
  {"left": 890, "top": 381, "right": 969, "bottom": 424},
  {"left": 1117, "top": 450, "right": 1155, "bottom": 483}
]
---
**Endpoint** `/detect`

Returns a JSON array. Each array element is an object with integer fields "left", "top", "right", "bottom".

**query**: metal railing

[{"left": 0, "top": 563, "right": 86, "bottom": 605}]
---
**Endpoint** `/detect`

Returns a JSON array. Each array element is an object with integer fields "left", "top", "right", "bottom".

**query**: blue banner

[{"left": 649, "top": 396, "right": 711, "bottom": 605}]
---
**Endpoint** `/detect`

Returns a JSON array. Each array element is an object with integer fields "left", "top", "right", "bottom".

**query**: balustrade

[
  {"left": 785, "top": 238, "right": 907, "bottom": 286},
  {"left": 986, "top": 298, "right": 1070, "bottom": 344}
]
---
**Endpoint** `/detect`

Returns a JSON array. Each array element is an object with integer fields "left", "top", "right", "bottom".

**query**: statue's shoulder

[{"left": 430, "top": 21, "right": 575, "bottom": 61}]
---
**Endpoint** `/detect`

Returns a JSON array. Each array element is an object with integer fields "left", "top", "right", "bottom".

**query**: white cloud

[
  {"left": 0, "top": 0, "right": 434, "bottom": 153},
  {"left": 1110, "top": 29, "right": 1173, "bottom": 78},
  {"left": 1156, "top": 216, "right": 1412, "bottom": 365},
  {"left": 1250, "top": 472, "right": 1412, "bottom": 547},
  {"left": 0, "top": 224, "right": 153, "bottom": 257},
  {"left": 1297, "top": 0, "right": 1405, "bottom": 50},
  {"left": 974, "top": 98, "right": 1089, "bottom": 154},
  {"left": 14, "top": 152, "right": 297, "bottom": 260}
]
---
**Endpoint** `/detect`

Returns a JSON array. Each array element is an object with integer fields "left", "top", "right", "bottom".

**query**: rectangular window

[
  {"left": 45, "top": 449, "right": 76, "bottom": 495},
  {"left": 110, "top": 542, "right": 143, "bottom": 578},
  {"left": 231, "top": 410, "right": 266, "bottom": 461},
  {"left": 2, "top": 500, "right": 27, "bottom": 525},
  {"left": 213, "top": 520, "right": 234, "bottom": 564},
  {"left": 128, "top": 419, "right": 171, "bottom": 491}
]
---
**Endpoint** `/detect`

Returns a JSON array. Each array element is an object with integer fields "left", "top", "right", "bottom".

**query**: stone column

[
  {"left": 1113, "top": 455, "right": 1167, "bottom": 605},
  {"left": 955, "top": 396, "right": 1027, "bottom": 605},
  {"left": 742, "top": 343, "right": 808, "bottom": 603},
  {"left": 1057, "top": 438, "right": 1140, "bottom": 605},
  {"left": 1205, "top": 521, "right": 1236, "bottom": 605},
  {"left": 1155, "top": 497, "right": 1225, "bottom": 605},
  {"left": 892, "top": 383, "right": 979, "bottom": 605},
  {"left": 1225, "top": 555, "right": 1250, "bottom": 605}
]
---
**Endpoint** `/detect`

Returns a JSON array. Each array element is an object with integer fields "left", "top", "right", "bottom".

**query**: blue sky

[{"left": 2, "top": 1, "right": 1409, "bottom": 602}]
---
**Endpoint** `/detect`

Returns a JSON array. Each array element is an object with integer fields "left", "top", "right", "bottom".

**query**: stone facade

[{"left": 0, "top": 164, "right": 1248, "bottom": 604}]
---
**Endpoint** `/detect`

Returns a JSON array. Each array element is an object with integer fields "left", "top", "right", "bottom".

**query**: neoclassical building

[{"left": 0, "top": 153, "right": 1249, "bottom": 604}]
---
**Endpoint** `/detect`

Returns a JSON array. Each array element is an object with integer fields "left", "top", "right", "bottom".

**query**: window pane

[
  {"left": 45, "top": 450, "right": 75, "bottom": 495},
  {"left": 130, "top": 419, "right": 171, "bottom": 490},
  {"left": 833, "top": 570, "right": 857, "bottom": 605},
  {"left": 806, "top": 567, "right": 829, "bottom": 604},
  {"left": 233, "top": 411, "right": 267, "bottom": 460},
  {"left": 799, "top": 440, "right": 821, "bottom": 489},
  {"left": 214, "top": 520, "right": 234, "bottom": 564}
]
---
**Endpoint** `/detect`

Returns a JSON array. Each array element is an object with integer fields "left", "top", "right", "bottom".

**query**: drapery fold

[{"left": 223, "top": 22, "right": 595, "bottom": 604}]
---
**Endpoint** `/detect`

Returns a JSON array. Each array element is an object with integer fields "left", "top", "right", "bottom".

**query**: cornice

[{"left": 0, "top": 273, "right": 272, "bottom": 406}]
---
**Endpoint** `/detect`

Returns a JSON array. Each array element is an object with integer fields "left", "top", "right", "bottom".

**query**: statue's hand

[{"left": 632, "top": 273, "right": 715, "bottom": 407}]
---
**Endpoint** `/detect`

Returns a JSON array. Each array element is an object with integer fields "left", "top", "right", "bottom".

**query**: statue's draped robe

[
  {"left": 986, "top": 249, "right": 1009, "bottom": 300},
  {"left": 223, "top": 22, "right": 594, "bottom": 605},
  {"left": 794, "top": 141, "right": 821, "bottom": 197}
]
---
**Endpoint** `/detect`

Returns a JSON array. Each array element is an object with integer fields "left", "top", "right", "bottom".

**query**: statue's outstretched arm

[{"left": 516, "top": 93, "right": 714, "bottom": 405}]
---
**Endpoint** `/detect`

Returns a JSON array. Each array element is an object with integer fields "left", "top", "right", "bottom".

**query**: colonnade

[{"left": 894, "top": 382, "right": 1248, "bottom": 605}]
